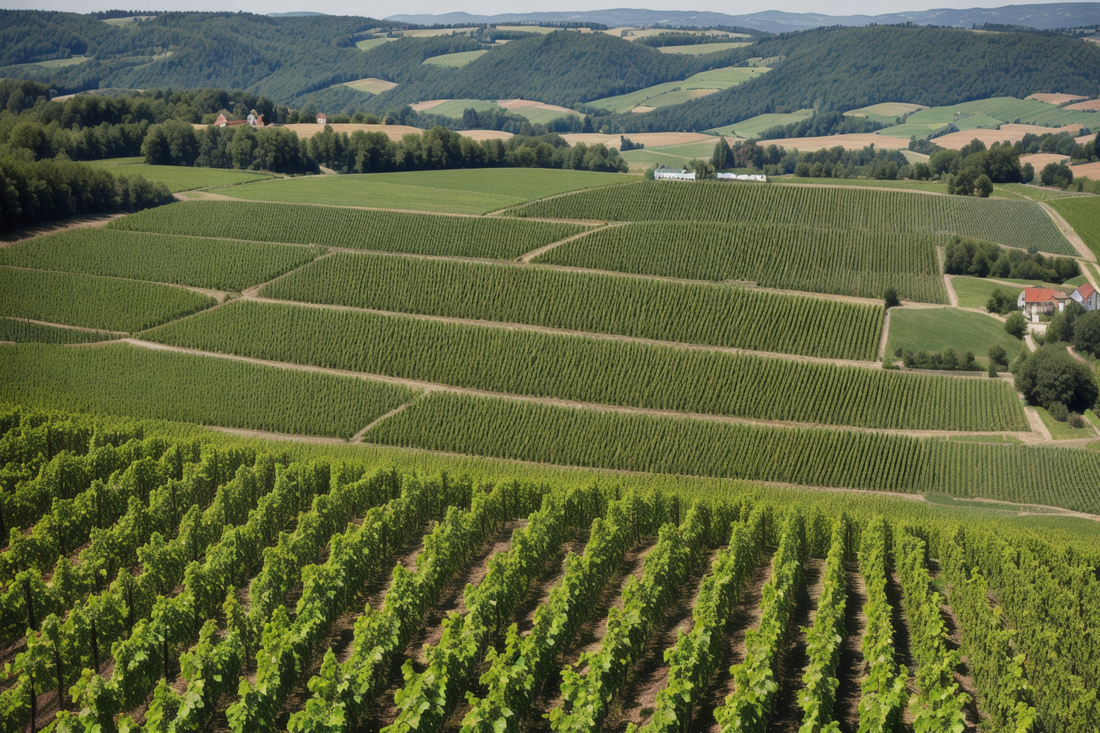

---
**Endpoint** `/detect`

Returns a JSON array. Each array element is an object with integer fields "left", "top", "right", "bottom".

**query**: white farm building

[
  {"left": 654, "top": 168, "right": 696, "bottom": 181},
  {"left": 718, "top": 172, "right": 767, "bottom": 182}
]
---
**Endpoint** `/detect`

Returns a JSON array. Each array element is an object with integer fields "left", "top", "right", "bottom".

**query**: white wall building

[
  {"left": 717, "top": 172, "right": 767, "bottom": 182},
  {"left": 654, "top": 168, "right": 696, "bottom": 181}
]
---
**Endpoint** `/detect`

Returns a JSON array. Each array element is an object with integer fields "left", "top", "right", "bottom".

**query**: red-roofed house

[
  {"left": 1071, "top": 282, "right": 1100, "bottom": 311},
  {"left": 1018, "top": 287, "right": 1069, "bottom": 322},
  {"left": 316, "top": 112, "right": 327, "bottom": 124},
  {"left": 214, "top": 110, "right": 268, "bottom": 128}
]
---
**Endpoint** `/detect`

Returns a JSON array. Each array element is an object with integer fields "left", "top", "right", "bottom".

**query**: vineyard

[
  {"left": 0, "top": 343, "right": 417, "bottom": 438},
  {"left": 144, "top": 300, "right": 1027, "bottom": 432},
  {"left": 0, "top": 409, "right": 1097, "bottom": 733},
  {"left": 0, "top": 230, "right": 319, "bottom": 293},
  {"left": 532, "top": 221, "right": 948, "bottom": 303},
  {"left": 0, "top": 268, "right": 215, "bottom": 333},
  {"left": 504, "top": 181, "right": 1077, "bottom": 255},
  {"left": 109, "top": 201, "right": 592, "bottom": 260},
  {"left": 261, "top": 252, "right": 885, "bottom": 360},
  {"left": 365, "top": 390, "right": 1100, "bottom": 513}
]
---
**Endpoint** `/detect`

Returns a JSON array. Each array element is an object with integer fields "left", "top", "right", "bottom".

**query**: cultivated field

[
  {"left": 505, "top": 180, "right": 1077, "bottom": 254},
  {"left": 87, "top": 160, "right": 274, "bottom": 191},
  {"left": 1, "top": 417, "right": 1094, "bottom": 733},
  {"left": 208, "top": 168, "right": 629, "bottom": 214}
]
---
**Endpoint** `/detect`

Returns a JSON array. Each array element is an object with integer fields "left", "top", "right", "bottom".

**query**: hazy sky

[{"left": 4, "top": 0, "right": 1086, "bottom": 18}]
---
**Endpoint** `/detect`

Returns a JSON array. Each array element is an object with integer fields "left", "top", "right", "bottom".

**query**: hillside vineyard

[{"left": 0, "top": 412, "right": 1097, "bottom": 733}]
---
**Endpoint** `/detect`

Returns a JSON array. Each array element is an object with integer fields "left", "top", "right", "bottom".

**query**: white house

[
  {"left": 316, "top": 112, "right": 328, "bottom": 124},
  {"left": 1018, "top": 287, "right": 1069, "bottom": 322},
  {"left": 717, "top": 172, "right": 767, "bottom": 182},
  {"left": 654, "top": 168, "right": 696, "bottom": 181},
  {"left": 1071, "top": 282, "right": 1100, "bottom": 311}
]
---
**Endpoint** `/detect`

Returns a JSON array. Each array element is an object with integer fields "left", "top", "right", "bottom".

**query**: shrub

[
  {"left": 1072, "top": 310, "right": 1100, "bottom": 357},
  {"left": 1069, "top": 412, "right": 1086, "bottom": 429},
  {"left": 1005, "top": 312, "right": 1027, "bottom": 339},
  {"left": 987, "top": 344, "right": 1008, "bottom": 369},
  {"left": 884, "top": 286, "right": 900, "bottom": 309},
  {"left": 986, "top": 288, "right": 1017, "bottom": 316},
  {"left": 1014, "top": 344, "right": 1099, "bottom": 412},
  {"left": 1049, "top": 401, "right": 1069, "bottom": 422}
]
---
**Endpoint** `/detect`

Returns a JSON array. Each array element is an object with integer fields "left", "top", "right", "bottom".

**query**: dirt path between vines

[
  {"left": 834, "top": 569, "right": 868, "bottom": 733},
  {"left": 768, "top": 557, "right": 827, "bottom": 733}
]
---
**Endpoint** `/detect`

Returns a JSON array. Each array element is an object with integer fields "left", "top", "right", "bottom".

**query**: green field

[
  {"left": 1036, "top": 406, "right": 1097, "bottom": 440},
  {"left": 505, "top": 181, "right": 1077, "bottom": 255},
  {"left": 709, "top": 110, "right": 814, "bottom": 137},
  {"left": 589, "top": 67, "right": 766, "bottom": 113},
  {"left": 110, "top": 200, "right": 589, "bottom": 260},
  {"left": 844, "top": 102, "right": 928, "bottom": 125},
  {"left": 534, "top": 220, "right": 947, "bottom": 303},
  {"left": 211, "top": 168, "right": 633, "bottom": 214},
  {"left": 657, "top": 42, "right": 752, "bottom": 55},
  {"left": 0, "top": 343, "right": 415, "bottom": 438},
  {"left": 1049, "top": 196, "right": 1100, "bottom": 259},
  {"left": 341, "top": 78, "right": 397, "bottom": 94},
  {"left": 0, "top": 229, "right": 318, "bottom": 291},
  {"left": 261, "top": 252, "right": 885, "bottom": 360},
  {"left": 951, "top": 276, "right": 1039, "bottom": 310},
  {"left": 418, "top": 99, "right": 582, "bottom": 122},
  {"left": 355, "top": 38, "right": 395, "bottom": 51},
  {"left": 0, "top": 317, "right": 118, "bottom": 344},
  {"left": 422, "top": 50, "right": 489, "bottom": 67},
  {"left": 885, "top": 307, "right": 1026, "bottom": 365},
  {"left": 365, "top": 391, "right": 1095, "bottom": 512},
  {"left": 993, "top": 183, "right": 1087, "bottom": 202},
  {"left": 0, "top": 268, "right": 214, "bottom": 332},
  {"left": 874, "top": 96, "right": 1098, "bottom": 139},
  {"left": 144, "top": 299, "right": 1026, "bottom": 432},
  {"left": 84, "top": 161, "right": 274, "bottom": 192}
]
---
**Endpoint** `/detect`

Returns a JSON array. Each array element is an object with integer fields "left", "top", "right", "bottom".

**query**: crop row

[
  {"left": 504, "top": 181, "right": 1075, "bottom": 255},
  {"left": 0, "top": 268, "right": 214, "bottom": 333},
  {"left": 363, "top": 391, "right": 1100, "bottom": 514},
  {"left": 0, "top": 343, "right": 418, "bottom": 439},
  {"left": 145, "top": 300, "right": 1026, "bottom": 432},
  {"left": 0, "top": 229, "right": 320, "bottom": 293},
  {"left": 534, "top": 221, "right": 947, "bottom": 303},
  {"left": 0, "top": 317, "right": 114, "bottom": 344},
  {"left": 262, "top": 252, "right": 885, "bottom": 360},
  {"left": 109, "top": 200, "right": 592, "bottom": 260}
]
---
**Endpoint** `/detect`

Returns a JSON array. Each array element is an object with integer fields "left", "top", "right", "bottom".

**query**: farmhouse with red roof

[
  {"left": 1071, "top": 282, "right": 1099, "bottom": 311},
  {"left": 1017, "top": 287, "right": 1069, "bottom": 322}
]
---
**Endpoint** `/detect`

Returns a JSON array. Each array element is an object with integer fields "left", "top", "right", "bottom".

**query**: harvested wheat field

[
  {"left": 498, "top": 99, "right": 577, "bottom": 116},
  {"left": 1069, "top": 161, "right": 1100, "bottom": 179},
  {"left": 1021, "top": 153, "right": 1071, "bottom": 168},
  {"left": 934, "top": 124, "right": 1073, "bottom": 149},
  {"left": 1026, "top": 92, "right": 1089, "bottom": 105},
  {"left": 281, "top": 123, "right": 422, "bottom": 140},
  {"left": 343, "top": 78, "right": 398, "bottom": 94},
  {"left": 456, "top": 129, "right": 514, "bottom": 141},
  {"left": 1065, "top": 98, "right": 1100, "bottom": 111}
]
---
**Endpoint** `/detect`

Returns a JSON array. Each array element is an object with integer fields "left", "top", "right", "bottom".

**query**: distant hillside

[
  {"left": 614, "top": 25, "right": 1100, "bottom": 132},
  {"left": 390, "top": 3, "right": 1100, "bottom": 33}
]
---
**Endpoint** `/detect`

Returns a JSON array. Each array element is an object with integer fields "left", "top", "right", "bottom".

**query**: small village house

[
  {"left": 1018, "top": 287, "right": 1069, "bottom": 322},
  {"left": 1071, "top": 282, "right": 1100, "bottom": 311},
  {"left": 214, "top": 109, "right": 268, "bottom": 128},
  {"left": 316, "top": 112, "right": 327, "bottom": 124}
]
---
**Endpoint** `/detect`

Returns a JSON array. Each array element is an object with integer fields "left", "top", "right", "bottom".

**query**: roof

[
  {"left": 1022, "top": 287, "right": 1060, "bottom": 303},
  {"left": 1076, "top": 282, "right": 1096, "bottom": 299}
]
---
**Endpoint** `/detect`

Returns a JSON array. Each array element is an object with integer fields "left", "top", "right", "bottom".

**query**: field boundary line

[
  {"left": 120, "top": 338, "right": 1034, "bottom": 438},
  {"left": 1038, "top": 200, "right": 1095, "bottom": 261},
  {"left": 516, "top": 222, "right": 623, "bottom": 263},
  {"left": 878, "top": 308, "right": 891, "bottom": 362},
  {"left": 0, "top": 316, "right": 127, "bottom": 335},
  {"left": 1023, "top": 406, "right": 1052, "bottom": 441},
  {"left": 243, "top": 250, "right": 333, "bottom": 298},
  {"left": 242, "top": 295, "right": 884, "bottom": 368},
  {"left": 0, "top": 264, "right": 230, "bottom": 301},
  {"left": 351, "top": 393, "right": 429, "bottom": 443}
]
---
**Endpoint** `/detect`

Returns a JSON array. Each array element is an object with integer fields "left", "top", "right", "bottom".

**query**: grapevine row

[
  {"left": 713, "top": 510, "right": 806, "bottom": 733},
  {"left": 635, "top": 507, "right": 766, "bottom": 733},
  {"left": 855, "top": 517, "right": 907, "bottom": 733},
  {"left": 893, "top": 531, "right": 970, "bottom": 730},
  {"left": 796, "top": 516, "right": 849, "bottom": 733}
]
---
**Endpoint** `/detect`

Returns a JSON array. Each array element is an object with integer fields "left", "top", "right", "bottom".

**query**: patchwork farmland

[{"left": 2, "top": 167, "right": 1100, "bottom": 733}]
